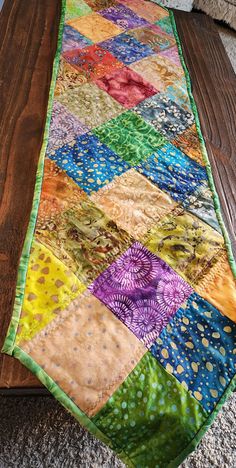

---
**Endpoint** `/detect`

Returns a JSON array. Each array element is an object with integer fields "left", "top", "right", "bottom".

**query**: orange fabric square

[
  {"left": 118, "top": 0, "right": 168, "bottom": 22},
  {"left": 68, "top": 12, "right": 123, "bottom": 42},
  {"left": 22, "top": 291, "right": 146, "bottom": 416},
  {"left": 90, "top": 169, "right": 177, "bottom": 239}
]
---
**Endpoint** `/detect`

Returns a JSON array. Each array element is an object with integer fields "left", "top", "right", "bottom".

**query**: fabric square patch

[
  {"left": 134, "top": 94, "right": 194, "bottom": 140},
  {"left": 57, "top": 82, "right": 124, "bottom": 129},
  {"left": 16, "top": 240, "right": 85, "bottom": 345},
  {"left": 137, "top": 143, "right": 208, "bottom": 203},
  {"left": 68, "top": 12, "right": 123, "bottom": 43},
  {"left": 47, "top": 102, "right": 88, "bottom": 153},
  {"left": 165, "top": 77, "right": 191, "bottom": 113},
  {"left": 100, "top": 3, "right": 149, "bottom": 30},
  {"left": 86, "top": 0, "right": 116, "bottom": 11},
  {"left": 118, "top": 0, "right": 168, "bottom": 22},
  {"left": 63, "top": 44, "right": 123, "bottom": 81},
  {"left": 65, "top": 0, "right": 92, "bottom": 21},
  {"left": 37, "top": 159, "right": 87, "bottom": 228},
  {"left": 95, "top": 66, "right": 158, "bottom": 109},
  {"left": 155, "top": 16, "right": 174, "bottom": 36},
  {"left": 145, "top": 208, "right": 224, "bottom": 286},
  {"left": 99, "top": 33, "right": 155, "bottom": 65},
  {"left": 184, "top": 186, "right": 220, "bottom": 232},
  {"left": 151, "top": 292, "right": 236, "bottom": 412},
  {"left": 93, "top": 111, "right": 167, "bottom": 166},
  {"left": 131, "top": 55, "right": 183, "bottom": 92},
  {"left": 49, "top": 132, "right": 130, "bottom": 194},
  {"left": 54, "top": 58, "right": 88, "bottom": 97},
  {"left": 90, "top": 169, "right": 177, "bottom": 239},
  {"left": 195, "top": 250, "right": 236, "bottom": 323},
  {"left": 21, "top": 291, "right": 146, "bottom": 417},
  {"left": 173, "top": 124, "right": 204, "bottom": 165},
  {"left": 92, "top": 352, "right": 207, "bottom": 468},
  {"left": 159, "top": 45, "right": 181, "bottom": 67},
  {"left": 128, "top": 24, "right": 175, "bottom": 53},
  {"left": 89, "top": 242, "right": 193, "bottom": 347},
  {"left": 62, "top": 25, "right": 92, "bottom": 53},
  {"left": 36, "top": 198, "right": 132, "bottom": 284}
]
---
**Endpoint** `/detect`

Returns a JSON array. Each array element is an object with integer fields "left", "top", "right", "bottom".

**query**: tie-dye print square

[
  {"left": 89, "top": 241, "right": 193, "bottom": 347},
  {"left": 99, "top": 33, "right": 155, "bottom": 65},
  {"left": 151, "top": 292, "right": 236, "bottom": 412},
  {"left": 93, "top": 111, "right": 167, "bottom": 166},
  {"left": 95, "top": 66, "right": 158, "bottom": 109},
  {"left": 49, "top": 132, "right": 129, "bottom": 194}
]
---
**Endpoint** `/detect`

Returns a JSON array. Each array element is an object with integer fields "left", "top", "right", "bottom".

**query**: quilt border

[{"left": 1, "top": 1, "right": 236, "bottom": 467}]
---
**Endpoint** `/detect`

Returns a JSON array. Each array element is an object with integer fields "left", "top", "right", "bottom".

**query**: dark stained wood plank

[
  {"left": 0, "top": 0, "right": 61, "bottom": 391},
  {"left": 174, "top": 10, "right": 236, "bottom": 258}
]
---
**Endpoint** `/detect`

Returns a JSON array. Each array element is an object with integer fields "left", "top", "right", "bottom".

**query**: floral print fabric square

[
  {"left": 54, "top": 58, "right": 88, "bottom": 97},
  {"left": 63, "top": 44, "right": 123, "bottom": 81},
  {"left": 68, "top": 12, "right": 123, "bottom": 42},
  {"left": 134, "top": 94, "right": 193, "bottom": 140},
  {"left": 100, "top": 3, "right": 149, "bottom": 30},
  {"left": 57, "top": 82, "right": 124, "bottom": 129},
  {"left": 49, "top": 132, "right": 129, "bottom": 194},
  {"left": 173, "top": 124, "right": 204, "bottom": 165},
  {"left": 118, "top": 0, "right": 168, "bottom": 22},
  {"left": 36, "top": 198, "right": 132, "bottom": 284},
  {"left": 151, "top": 292, "right": 236, "bottom": 412},
  {"left": 131, "top": 55, "right": 183, "bottom": 92},
  {"left": 93, "top": 110, "right": 167, "bottom": 165},
  {"left": 100, "top": 33, "right": 155, "bottom": 65},
  {"left": 137, "top": 143, "right": 208, "bottom": 203},
  {"left": 95, "top": 66, "right": 158, "bottom": 109},
  {"left": 90, "top": 169, "right": 177, "bottom": 239},
  {"left": 145, "top": 208, "right": 224, "bottom": 286},
  {"left": 89, "top": 242, "right": 193, "bottom": 347}
]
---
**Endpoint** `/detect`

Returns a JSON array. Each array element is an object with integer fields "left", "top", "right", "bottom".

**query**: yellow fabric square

[
  {"left": 68, "top": 12, "right": 123, "bottom": 42},
  {"left": 90, "top": 169, "right": 177, "bottom": 239},
  {"left": 21, "top": 291, "right": 146, "bottom": 416},
  {"left": 16, "top": 240, "right": 85, "bottom": 345},
  {"left": 144, "top": 207, "right": 224, "bottom": 286}
]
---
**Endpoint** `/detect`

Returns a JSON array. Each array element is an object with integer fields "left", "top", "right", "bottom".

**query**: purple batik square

[
  {"left": 47, "top": 102, "right": 89, "bottom": 153},
  {"left": 89, "top": 242, "right": 193, "bottom": 347},
  {"left": 100, "top": 3, "right": 149, "bottom": 30}
]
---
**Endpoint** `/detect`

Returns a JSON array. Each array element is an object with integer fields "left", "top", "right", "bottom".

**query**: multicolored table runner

[{"left": 3, "top": 0, "right": 236, "bottom": 466}]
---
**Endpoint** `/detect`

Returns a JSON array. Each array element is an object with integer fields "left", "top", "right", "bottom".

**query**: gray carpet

[{"left": 1, "top": 1, "right": 236, "bottom": 467}]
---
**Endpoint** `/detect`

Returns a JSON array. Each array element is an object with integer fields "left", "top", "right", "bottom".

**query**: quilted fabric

[{"left": 2, "top": 1, "right": 236, "bottom": 467}]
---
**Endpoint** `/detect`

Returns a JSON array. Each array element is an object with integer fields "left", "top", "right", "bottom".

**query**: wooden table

[{"left": 0, "top": 1, "right": 235, "bottom": 394}]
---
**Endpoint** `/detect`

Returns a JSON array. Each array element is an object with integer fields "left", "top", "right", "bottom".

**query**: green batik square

[
  {"left": 93, "top": 111, "right": 167, "bottom": 166},
  {"left": 92, "top": 352, "right": 207, "bottom": 467},
  {"left": 65, "top": 0, "right": 92, "bottom": 21}
]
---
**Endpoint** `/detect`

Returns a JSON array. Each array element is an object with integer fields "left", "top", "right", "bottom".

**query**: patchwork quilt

[{"left": 3, "top": 0, "right": 236, "bottom": 466}]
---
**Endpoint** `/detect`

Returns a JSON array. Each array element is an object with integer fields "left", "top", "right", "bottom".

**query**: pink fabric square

[{"left": 96, "top": 66, "right": 158, "bottom": 109}]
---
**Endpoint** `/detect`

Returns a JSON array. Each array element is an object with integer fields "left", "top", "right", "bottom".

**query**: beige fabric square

[
  {"left": 90, "top": 169, "right": 177, "bottom": 239},
  {"left": 131, "top": 55, "right": 183, "bottom": 92},
  {"left": 22, "top": 291, "right": 146, "bottom": 416}
]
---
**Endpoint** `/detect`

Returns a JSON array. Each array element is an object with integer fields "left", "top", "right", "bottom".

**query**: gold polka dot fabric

[{"left": 3, "top": 0, "right": 236, "bottom": 466}]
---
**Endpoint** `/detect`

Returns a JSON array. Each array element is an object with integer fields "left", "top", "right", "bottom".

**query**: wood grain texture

[
  {"left": 0, "top": 7, "right": 235, "bottom": 393},
  {"left": 174, "top": 10, "right": 236, "bottom": 257},
  {"left": 0, "top": 0, "right": 61, "bottom": 391}
]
